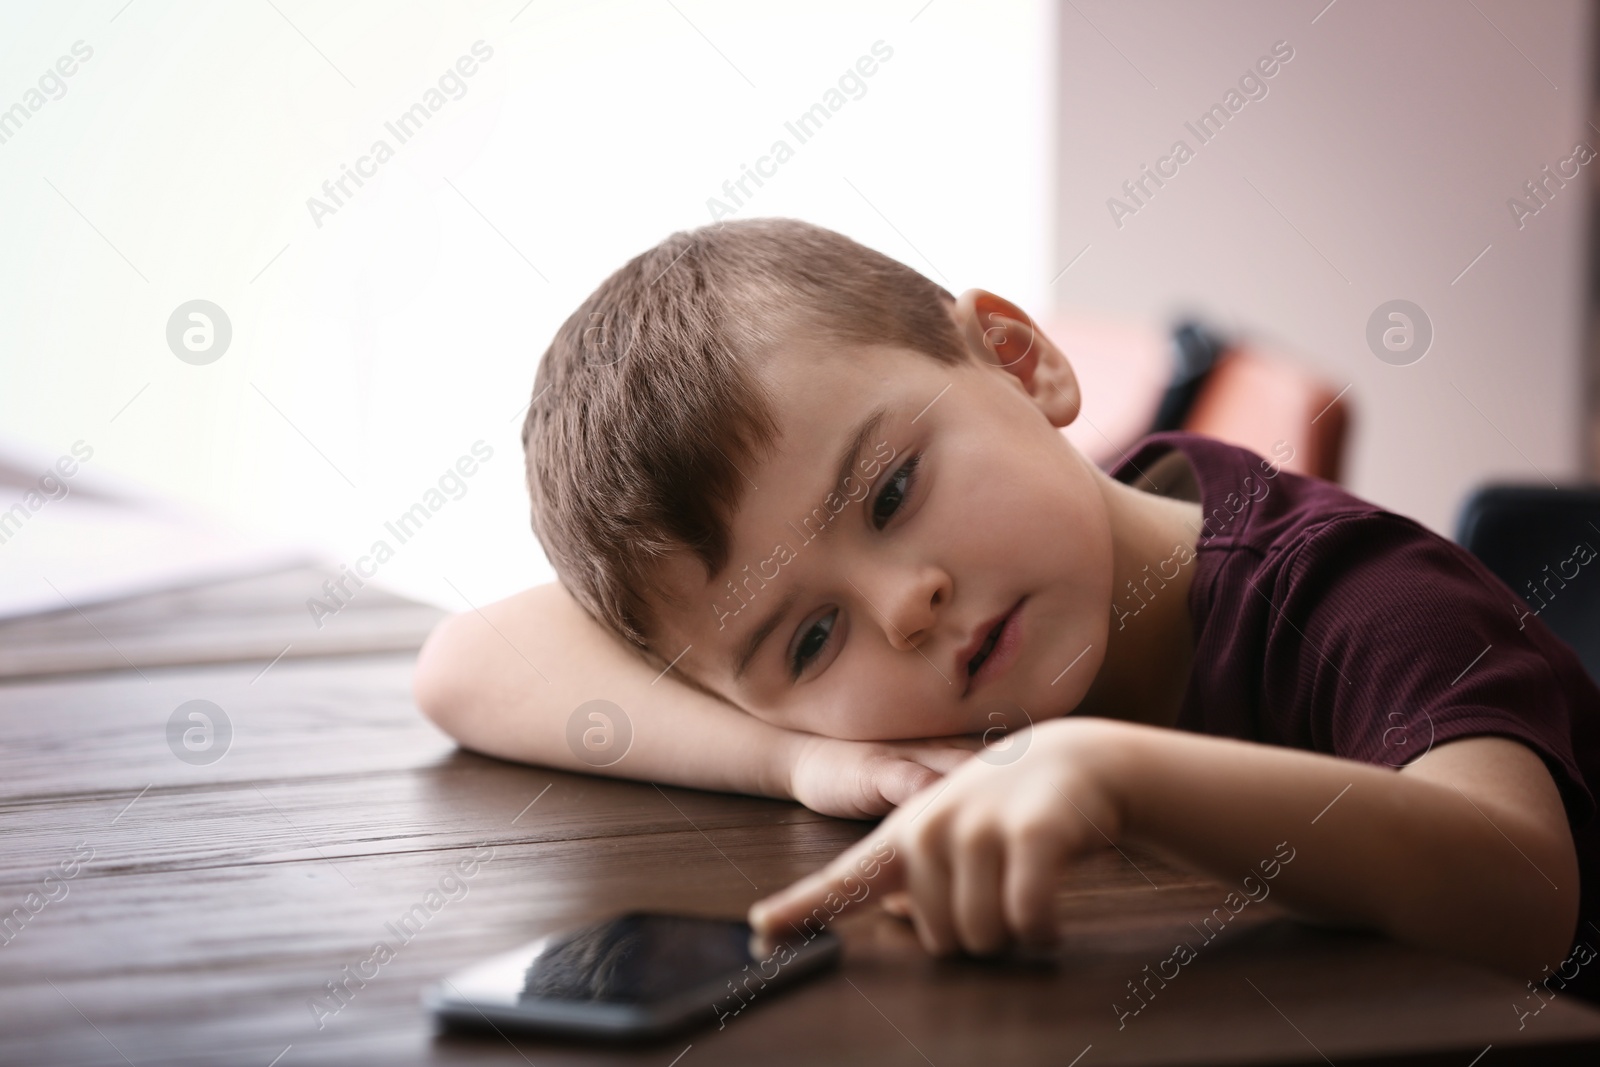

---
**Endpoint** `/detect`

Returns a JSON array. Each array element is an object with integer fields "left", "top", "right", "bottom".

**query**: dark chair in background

[{"left": 1455, "top": 485, "right": 1600, "bottom": 684}]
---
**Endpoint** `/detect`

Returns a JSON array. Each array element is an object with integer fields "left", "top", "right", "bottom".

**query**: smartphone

[{"left": 424, "top": 912, "right": 842, "bottom": 1039}]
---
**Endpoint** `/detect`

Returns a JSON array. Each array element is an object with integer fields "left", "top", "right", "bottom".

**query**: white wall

[
  {"left": 0, "top": 0, "right": 1054, "bottom": 611},
  {"left": 1054, "top": 0, "right": 1595, "bottom": 535}
]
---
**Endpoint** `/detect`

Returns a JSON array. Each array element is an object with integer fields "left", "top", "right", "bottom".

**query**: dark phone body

[{"left": 424, "top": 912, "right": 842, "bottom": 1039}]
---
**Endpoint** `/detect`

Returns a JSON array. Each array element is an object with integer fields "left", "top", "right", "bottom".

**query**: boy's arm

[
  {"left": 750, "top": 717, "right": 1578, "bottom": 979},
  {"left": 412, "top": 581, "right": 976, "bottom": 818},
  {"left": 1114, "top": 725, "right": 1577, "bottom": 976}
]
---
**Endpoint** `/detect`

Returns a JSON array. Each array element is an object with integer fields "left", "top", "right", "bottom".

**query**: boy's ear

[{"left": 952, "top": 289, "right": 1081, "bottom": 428}]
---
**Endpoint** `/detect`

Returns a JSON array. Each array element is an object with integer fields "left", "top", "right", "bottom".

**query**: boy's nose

[{"left": 858, "top": 565, "right": 950, "bottom": 654}]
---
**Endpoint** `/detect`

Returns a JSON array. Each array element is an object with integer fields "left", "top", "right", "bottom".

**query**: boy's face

[{"left": 649, "top": 291, "right": 1116, "bottom": 741}]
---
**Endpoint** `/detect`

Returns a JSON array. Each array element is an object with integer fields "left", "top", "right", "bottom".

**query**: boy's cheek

[{"left": 737, "top": 667, "right": 955, "bottom": 743}]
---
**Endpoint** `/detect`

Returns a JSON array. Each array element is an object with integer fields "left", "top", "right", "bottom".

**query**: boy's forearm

[
  {"left": 413, "top": 582, "right": 800, "bottom": 800},
  {"left": 1100, "top": 722, "right": 1579, "bottom": 977}
]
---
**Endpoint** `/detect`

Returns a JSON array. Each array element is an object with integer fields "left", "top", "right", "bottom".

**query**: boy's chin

[
  {"left": 820, "top": 711, "right": 999, "bottom": 745},
  {"left": 743, "top": 689, "right": 1062, "bottom": 744},
  {"left": 762, "top": 712, "right": 965, "bottom": 744}
]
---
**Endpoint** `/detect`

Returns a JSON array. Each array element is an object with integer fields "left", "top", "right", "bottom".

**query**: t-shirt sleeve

[{"left": 1259, "top": 511, "right": 1595, "bottom": 826}]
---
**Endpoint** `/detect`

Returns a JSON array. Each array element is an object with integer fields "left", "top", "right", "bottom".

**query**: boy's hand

[
  {"left": 762, "top": 715, "right": 1581, "bottom": 979},
  {"left": 787, "top": 733, "right": 987, "bottom": 819},
  {"left": 760, "top": 718, "right": 1125, "bottom": 954}
]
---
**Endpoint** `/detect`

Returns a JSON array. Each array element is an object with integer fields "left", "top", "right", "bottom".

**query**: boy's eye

[
  {"left": 784, "top": 453, "right": 921, "bottom": 682},
  {"left": 789, "top": 609, "right": 837, "bottom": 679},
  {"left": 871, "top": 453, "right": 921, "bottom": 529}
]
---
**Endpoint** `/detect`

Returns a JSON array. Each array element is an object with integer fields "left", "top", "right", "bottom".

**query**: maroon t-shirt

[{"left": 1111, "top": 432, "right": 1600, "bottom": 984}]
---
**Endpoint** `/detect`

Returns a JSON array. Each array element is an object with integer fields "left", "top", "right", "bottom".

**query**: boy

[{"left": 413, "top": 219, "right": 1598, "bottom": 992}]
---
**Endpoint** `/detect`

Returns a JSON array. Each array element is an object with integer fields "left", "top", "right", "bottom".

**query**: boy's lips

[{"left": 960, "top": 597, "right": 1025, "bottom": 697}]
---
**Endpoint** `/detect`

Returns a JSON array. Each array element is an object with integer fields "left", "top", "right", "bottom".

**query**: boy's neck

[{"left": 1073, "top": 458, "right": 1204, "bottom": 729}]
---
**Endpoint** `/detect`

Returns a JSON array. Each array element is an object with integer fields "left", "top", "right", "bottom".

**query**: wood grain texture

[
  {"left": 7, "top": 835, "right": 1600, "bottom": 1066},
  {"left": 4, "top": 578, "right": 1600, "bottom": 1064}
]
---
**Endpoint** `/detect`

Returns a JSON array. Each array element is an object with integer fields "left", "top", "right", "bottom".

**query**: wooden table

[{"left": 5, "top": 568, "right": 1600, "bottom": 1065}]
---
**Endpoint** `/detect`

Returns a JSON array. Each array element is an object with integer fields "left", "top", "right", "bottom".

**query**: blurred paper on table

[{"left": 0, "top": 435, "right": 322, "bottom": 622}]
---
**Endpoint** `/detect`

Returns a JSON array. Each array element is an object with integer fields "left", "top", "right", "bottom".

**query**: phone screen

[
  {"left": 440, "top": 912, "right": 816, "bottom": 1009},
  {"left": 519, "top": 913, "right": 757, "bottom": 1004},
  {"left": 429, "top": 911, "right": 841, "bottom": 1036}
]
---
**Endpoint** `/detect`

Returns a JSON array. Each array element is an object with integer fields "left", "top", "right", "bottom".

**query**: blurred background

[{"left": 0, "top": 0, "right": 1593, "bottom": 623}]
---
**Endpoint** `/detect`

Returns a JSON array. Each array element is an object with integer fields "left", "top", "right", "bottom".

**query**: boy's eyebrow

[
  {"left": 830, "top": 404, "right": 890, "bottom": 501},
  {"left": 728, "top": 404, "right": 891, "bottom": 681}
]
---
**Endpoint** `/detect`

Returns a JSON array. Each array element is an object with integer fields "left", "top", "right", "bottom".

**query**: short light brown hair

[{"left": 521, "top": 218, "right": 967, "bottom": 660}]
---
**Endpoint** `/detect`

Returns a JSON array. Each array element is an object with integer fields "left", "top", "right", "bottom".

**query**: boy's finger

[
  {"left": 1003, "top": 824, "right": 1068, "bottom": 946},
  {"left": 747, "top": 836, "right": 904, "bottom": 935},
  {"left": 911, "top": 747, "right": 979, "bottom": 775},
  {"left": 951, "top": 829, "right": 1007, "bottom": 954},
  {"left": 898, "top": 734, "right": 984, "bottom": 755},
  {"left": 877, "top": 759, "right": 942, "bottom": 807},
  {"left": 906, "top": 842, "right": 957, "bottom": 955}
]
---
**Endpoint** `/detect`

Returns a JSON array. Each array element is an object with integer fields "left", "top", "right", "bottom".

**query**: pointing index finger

[{"left": 748, "top": 833, "right": 902, "bottom": 937}]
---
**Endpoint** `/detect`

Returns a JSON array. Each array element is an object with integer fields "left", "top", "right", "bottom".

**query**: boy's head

[{"left": 523, "top": 218, "right": 1115, "bottom": 741}]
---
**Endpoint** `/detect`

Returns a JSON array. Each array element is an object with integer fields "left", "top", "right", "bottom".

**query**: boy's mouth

[
  {"left": 968, "top": 619, "right": 1005, "bottom": 675},
  {"left": 960, "top": 598, "right": 1025, "bottom": 695}
]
